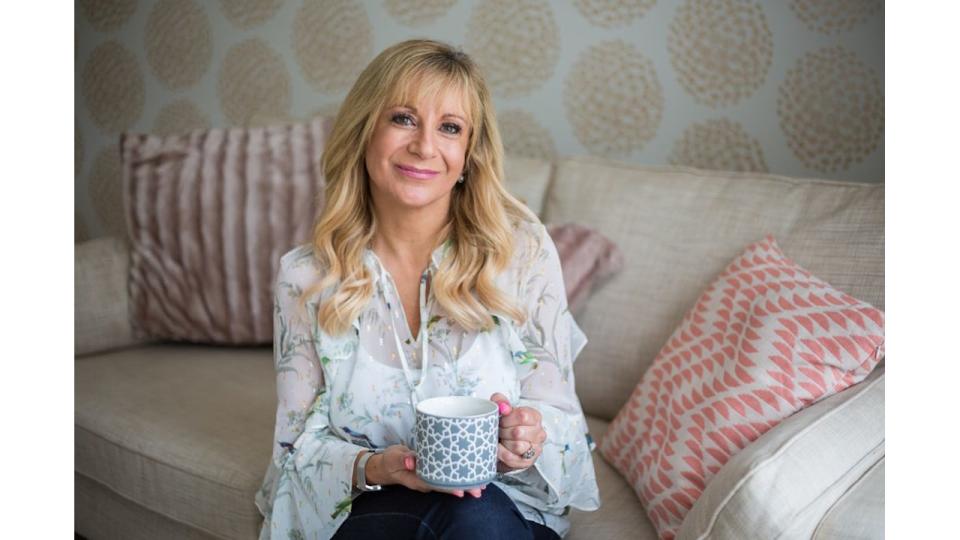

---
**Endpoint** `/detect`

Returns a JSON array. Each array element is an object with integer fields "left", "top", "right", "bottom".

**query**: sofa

[{"left": 75, "top": 154, "right": 884, "bottom": 539}]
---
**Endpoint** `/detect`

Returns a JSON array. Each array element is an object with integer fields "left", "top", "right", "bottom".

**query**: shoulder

[
  {"left": 508, "top": 218, "right": 549, "bottom": 270},
  {"left": 276, "top": 244, "right": 326, "bottom": 293}
]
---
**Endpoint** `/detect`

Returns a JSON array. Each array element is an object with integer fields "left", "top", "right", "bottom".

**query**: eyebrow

[{"left": 395, "top": 105, "right": 468, "bottom": 124}]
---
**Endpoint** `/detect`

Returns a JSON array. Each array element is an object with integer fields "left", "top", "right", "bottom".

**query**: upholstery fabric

[
  {"left": 677, "top": 366, "right": 884, "bottom": 540},
  {"left": 75, "top": 345, "right": 276, "bottom": 539},
  {"left": 547, "top": 222, "right": 624, "bottom": 315},
  {"left": 75, "top": 473, "right": 221, "bottom": 540},
  {"left": 544, "top": 158, "right": 884, "bottom": 420},
  {"left": 75, "top": 236, "right": 149, "bottom": 355},
  {"left": 599, "top": 236, "right": 884, "bottom": 539},
  {"left": 567, "top": 416, "right": 660, "bottom": 540},
  {"left": 122, "top": 116, "right": 331, "bottom": 345},
  {"left": 813, "top": 457, "right": 885, "bottom": 540},
  {"left": 503, "top": 155, "right": 554, "bottom": 218}
]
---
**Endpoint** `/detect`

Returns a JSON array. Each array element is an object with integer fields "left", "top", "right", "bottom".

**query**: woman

[{"left": 256, "top": 40, "right": 600, "bottom": 540}]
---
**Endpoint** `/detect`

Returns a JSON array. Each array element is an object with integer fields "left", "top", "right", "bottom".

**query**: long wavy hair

[{"left": 305, "top": 39, "right": 539, "bottom": 337}]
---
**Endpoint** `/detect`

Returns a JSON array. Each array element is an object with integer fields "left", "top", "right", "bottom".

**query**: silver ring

[{"left": 521, "top": 447, "right": 536, "bottom": 460}]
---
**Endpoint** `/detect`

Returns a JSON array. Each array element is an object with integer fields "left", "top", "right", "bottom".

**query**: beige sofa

[{"left": 75, "top": 155, "right": 884, "bottom": 539}]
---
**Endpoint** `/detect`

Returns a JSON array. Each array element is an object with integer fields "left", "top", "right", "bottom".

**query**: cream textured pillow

[
  {"left": 122, "top": 116, "right": 331, "bottom": 344},
  {"left": 598, "top": 235, "right": 885, "bottom": 540}
]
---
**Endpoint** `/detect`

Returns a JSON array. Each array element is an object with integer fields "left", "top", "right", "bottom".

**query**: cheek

[{"left": 443, "top": 140, "right": 468, "bottom": 169}]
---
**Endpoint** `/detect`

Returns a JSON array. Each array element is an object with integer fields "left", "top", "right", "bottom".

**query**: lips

[{"left": 395, "top": 164, "right": 439, "bottom": 179}]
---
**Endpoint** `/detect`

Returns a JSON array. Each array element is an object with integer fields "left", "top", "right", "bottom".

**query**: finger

[
  {"left": 497, "top": 443, "right": 536, "bottom": 470},
  {"left": 498, "top": 407, "right": 541, "bottom": 428},
  {"left": 468, "top": 488, "right": 483, "bottom": 498},
  {"left": 401, "top": 473, "right": 431, "bottom": 493},
  {"left": 500, "top": 425, "right": 543, "bottom": 442},
  {"left": 490, "top": 392, "right": 512, "bottom": 415},
  {"left": 501, "top": 439, "right": 533, "bottom": 456}
]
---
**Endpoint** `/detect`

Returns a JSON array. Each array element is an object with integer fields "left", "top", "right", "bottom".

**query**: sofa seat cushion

[
  {"left": 813, "top": 458, "right": 885, "bottom": 539},
  {"left": 567, "top": 416, "right": 659, "bottom": 540},
  {"left": 75, "top": 344, "right": 275, "bottom": 539}
]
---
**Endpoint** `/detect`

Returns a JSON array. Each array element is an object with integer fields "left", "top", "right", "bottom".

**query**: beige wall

[{"left": 75, "top": 0, "right": 884, "bottom": 243}]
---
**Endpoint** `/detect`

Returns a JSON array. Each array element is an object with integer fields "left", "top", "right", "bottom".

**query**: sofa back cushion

[
  {"left": 123, "top": 117, "right": 331, "bottom": 344},
  {"left": 503, "top": 155, "right": 553, "bottom": 218},
  {"left": 543, "top": 157, "right": 883, "bottom": 420}
]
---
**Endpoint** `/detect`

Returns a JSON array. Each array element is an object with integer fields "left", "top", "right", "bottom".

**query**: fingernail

[
  {"left": 404, "top": 457, "right": 414, "bottom": 470},
  {"left": 498, "top": 402, "right": 511, "bottom": 415}
]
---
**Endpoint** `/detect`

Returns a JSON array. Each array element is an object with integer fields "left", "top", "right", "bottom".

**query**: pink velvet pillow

[
  {"left": 598, "top": 235, "right": 884, "bottom": 540},
  {"left": 122, "top": 116, "right": 331, "bottom": 344},
  {"left": 547, "top": 222, "right": 624, "bottom": 314}
]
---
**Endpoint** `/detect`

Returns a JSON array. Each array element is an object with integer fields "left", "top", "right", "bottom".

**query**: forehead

[{"left": 387, "top": 73, "right": 472, "bottom": 120}]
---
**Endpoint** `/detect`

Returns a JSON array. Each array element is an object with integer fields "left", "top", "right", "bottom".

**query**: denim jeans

[{"left": 331, "top": 483, "right": 560, "bottom": 540}]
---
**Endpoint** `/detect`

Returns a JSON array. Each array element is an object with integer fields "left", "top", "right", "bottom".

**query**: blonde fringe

[{"left": 301, "top": 40, "right": 540, "bottom": 337}]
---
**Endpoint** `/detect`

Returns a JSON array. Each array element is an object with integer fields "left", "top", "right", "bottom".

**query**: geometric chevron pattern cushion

[{"left": 598, "top": 234, "right": 885, "bottom": 540}]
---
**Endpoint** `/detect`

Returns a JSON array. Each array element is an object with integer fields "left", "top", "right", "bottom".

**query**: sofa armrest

[
  {"left": 677, "top": 364, "right": 885, "bottom": 540},
  {"left": 75, "top": 236, "right": 148, "bottom": 356}
]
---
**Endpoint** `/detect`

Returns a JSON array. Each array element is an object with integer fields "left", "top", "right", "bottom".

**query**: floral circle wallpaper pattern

[
  {"left": 153, "top": 99, "right": 212, "bottom": 136},
  {"left": 81, "top": 40, "right": 144, "bottom": 133},
  {"left": 78, "top": 0, "right": 137, "bottom": 32},
  {"left": 573, "top": 0, "right": 657, "bottom": 28},
  {"left": 789, "top": 0, "right": 883, "bottom": 35},
  {"left": 218, "top": 0, "right": 284, "bottom": 29},
  {"left": 668, "top": 0, "right": 773, "bottom": 108},
  {"left": 384, "top": 0, "right": 457, "bottom": 27},
  {"left": 778, "top": 45, "right": 884, "bottom": 173},
  {"left": 565, "top": 40, "right": 663, "bottom": 157},
  {"left": 465, "top": 0, "right": 560, "bottom": 98},
  {"left": 145, "top": 0, "right": 213, "bottom": 90},
  {"left": 669, "top": 118, "right": 768, "bottom": 173},
  {"left": 497, "top": 109, "right": 557, "bottom": 161},
  {"left": 294, "top": 0, "right": 373, "bottom": 94},
  {"left": 218, "top": 38, "right": 292, "bottom": 126},
  {"left": 75, "top": 0, "right": 883, "bottom": 242}
]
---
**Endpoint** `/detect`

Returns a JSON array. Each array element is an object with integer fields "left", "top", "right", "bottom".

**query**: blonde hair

[{"left": 306, "top": 39, "right": 539, "bottom": 337}]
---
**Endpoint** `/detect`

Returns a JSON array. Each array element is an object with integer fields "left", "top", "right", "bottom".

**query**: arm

[
  {"left": 255, "top": 248, "right": 368, "bottom": 539},
  {"left": 496, "top": 224, "right": 601, "bottom": 512}
]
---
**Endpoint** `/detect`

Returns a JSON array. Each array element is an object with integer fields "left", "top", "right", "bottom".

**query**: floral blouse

[{"left": 255, "top": 220, "right": 601, "bottom": 539}]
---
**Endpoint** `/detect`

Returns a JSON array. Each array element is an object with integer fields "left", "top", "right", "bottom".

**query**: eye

[
  {"left": 440, "top": 122, "right": 462, "bottom": 136},
  {"left": 391, "top": 112, "right": 416, "bottom": 127}
]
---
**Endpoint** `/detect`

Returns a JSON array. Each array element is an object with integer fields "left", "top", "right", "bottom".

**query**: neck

[{"left": 371, "top": 206, "right": 450, "bottom": 270}]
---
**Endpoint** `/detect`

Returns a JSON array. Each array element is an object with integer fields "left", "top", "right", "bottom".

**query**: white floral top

[{"left": 255, "top": 220, "right": 601, "bottom": 539}]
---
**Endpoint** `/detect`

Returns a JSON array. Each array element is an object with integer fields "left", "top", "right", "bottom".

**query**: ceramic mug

[{"left": 414, "top": 396, "right": 499, "bottom": 489}]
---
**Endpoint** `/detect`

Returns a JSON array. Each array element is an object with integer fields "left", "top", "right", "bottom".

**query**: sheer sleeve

[
  {"left": 499, "top": 223, "right": 601, "bottom": 514},
  {"left": 255, "top": 246, "right": 367, "bottom": 540}
]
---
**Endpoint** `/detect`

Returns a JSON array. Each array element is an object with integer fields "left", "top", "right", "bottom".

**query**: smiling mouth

[{"left": 395, "top": 164, "right": 440, "bottom": 179}]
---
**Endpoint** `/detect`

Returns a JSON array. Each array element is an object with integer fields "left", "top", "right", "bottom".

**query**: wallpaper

[{"left": 75, "top": 0, "right": 884, "bottom": 243}]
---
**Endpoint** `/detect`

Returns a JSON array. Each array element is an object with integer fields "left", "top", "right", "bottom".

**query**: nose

[{"left": 408, "top": 126, "right": 437, "bottom": 159}]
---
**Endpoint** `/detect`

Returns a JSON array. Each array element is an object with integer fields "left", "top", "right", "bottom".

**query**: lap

[{"left": 332, "top": 484, "right": 559, "bottom": 540}]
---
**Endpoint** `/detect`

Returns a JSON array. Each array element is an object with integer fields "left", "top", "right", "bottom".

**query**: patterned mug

[{"left": 414, "top": 396, "right": 499, "bottom": 489}]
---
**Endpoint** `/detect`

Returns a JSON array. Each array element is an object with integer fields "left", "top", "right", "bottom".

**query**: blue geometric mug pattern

[{"left": 415, "top": 397, "right": 499, "bottom": 488}]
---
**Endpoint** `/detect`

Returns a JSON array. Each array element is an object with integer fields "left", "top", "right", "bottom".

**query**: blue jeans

[{"left": 331, "top": 484, "right": 560, "bottom": 540}]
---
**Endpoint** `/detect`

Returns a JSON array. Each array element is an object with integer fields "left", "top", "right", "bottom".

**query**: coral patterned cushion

[{"left": 598, "top": 235, "right": 885, "bottom": 540}]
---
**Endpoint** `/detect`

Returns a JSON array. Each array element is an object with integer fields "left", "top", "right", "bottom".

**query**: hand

[
  {"left": 362, "top": 445, "right": 485, "bottom": 498},
  {"left": 490, "top": 393, "right": 547, "bottom": 473}
]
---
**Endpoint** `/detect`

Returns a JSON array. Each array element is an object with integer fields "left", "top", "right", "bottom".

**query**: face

[{"left": 364, "top": 85, "right": 470, "bottom": 216}]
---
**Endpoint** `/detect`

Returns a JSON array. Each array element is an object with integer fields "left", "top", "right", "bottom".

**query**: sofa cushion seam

[
  {"left": 76, "top": 471, "right": 236, "bottom": 540},
  {"left": 810, "top": 454, "right": 885, "bottom": 539}
]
